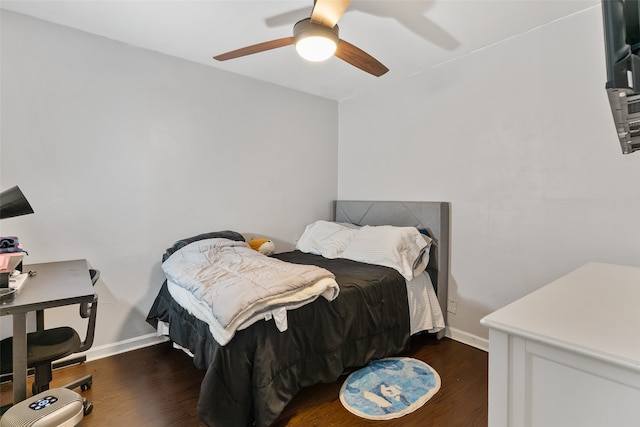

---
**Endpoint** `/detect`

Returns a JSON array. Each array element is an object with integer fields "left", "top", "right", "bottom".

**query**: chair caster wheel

[
  {"left": 83, "top": 398, "right": 93, "bottom": 416},
  {"left": 81, "top": 381, "right": 92, "bottom": 391}
]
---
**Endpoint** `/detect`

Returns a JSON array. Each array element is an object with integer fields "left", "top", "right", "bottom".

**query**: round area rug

[{"left": 339, "top": 357, "right": 441, "bottom": 420}]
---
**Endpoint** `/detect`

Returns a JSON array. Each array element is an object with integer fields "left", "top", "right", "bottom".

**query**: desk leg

[
  {"left": 36, "top": 309, "right": 44, "bottom": 331},
  {"left": 12, "top": 312, "right": 27, "bottom": 404}
]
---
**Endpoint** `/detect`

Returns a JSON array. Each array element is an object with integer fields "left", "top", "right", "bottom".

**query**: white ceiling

[{"left": 1, "top": 0, "right": 600, "bottom": 101}]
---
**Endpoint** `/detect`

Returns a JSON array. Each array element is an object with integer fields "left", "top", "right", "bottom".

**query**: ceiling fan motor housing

[{"left": 293, "top": 18, "right": 339, "bottom": 45}]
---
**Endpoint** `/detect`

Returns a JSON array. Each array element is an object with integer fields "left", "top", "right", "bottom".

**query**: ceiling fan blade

[
  {"left": 214, "top": 37, "right": 294, "bottom": 61},
  {"left": 310, "top": 0, "right": 351, "bottom": 28},
  {"left": 265, "top": 8, "right": 309, "bottom": 28},
  {"left": 335, "top": 39, "right": 389, "bottom": 77}
]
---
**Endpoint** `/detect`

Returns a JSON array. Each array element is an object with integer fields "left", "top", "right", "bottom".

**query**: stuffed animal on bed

[{"left": 248, "top": 238, "right": 276, "bottom": 256}]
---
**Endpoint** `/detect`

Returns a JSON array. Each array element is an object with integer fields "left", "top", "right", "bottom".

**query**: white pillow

[
  {"left": 295, "top": 220, "right": 358, "bottom": 259},
  {"left": 340, "top": 225, "right": 431, "bottom": 281}
]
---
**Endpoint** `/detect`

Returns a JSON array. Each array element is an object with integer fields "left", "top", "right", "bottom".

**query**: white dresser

[{"left": 481, "top": 262, "right": 640, "bottom": 427}]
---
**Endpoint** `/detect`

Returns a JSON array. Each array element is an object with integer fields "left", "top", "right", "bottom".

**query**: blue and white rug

[{"left": 339, "top": 357, "right": 441, "bottom": 420}]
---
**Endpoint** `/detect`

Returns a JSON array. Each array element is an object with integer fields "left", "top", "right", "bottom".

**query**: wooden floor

[{"left": 1, "top": 335, "right": 487, "bottom": 426}]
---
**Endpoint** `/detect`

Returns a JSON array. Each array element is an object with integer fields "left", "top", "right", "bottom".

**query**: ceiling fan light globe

[
  {"left": 293, "top": 18, "right": 339, "bottom": 62},
  {"left": 296, "top": 36, "right": 336, "bottom": 61}
]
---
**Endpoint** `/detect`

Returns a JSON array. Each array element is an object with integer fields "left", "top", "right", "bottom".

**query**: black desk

[{"left": 0, "top": 259, "right": 94, "bottom": 404}]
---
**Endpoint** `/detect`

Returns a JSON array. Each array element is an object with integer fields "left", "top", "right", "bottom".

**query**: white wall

[
  {"left": 1, "top": 11, "right": 338, "bottom": 353},
  {"left": 338, "top": 6, "right": 640, "bottom": 341},
  {"left": 4, "top": 5, "right": 639, "bottom": 355}
]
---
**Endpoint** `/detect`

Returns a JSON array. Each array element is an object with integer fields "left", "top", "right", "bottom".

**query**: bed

[{"left": 146, "top": 200, "right": 450, "bottom": 427}]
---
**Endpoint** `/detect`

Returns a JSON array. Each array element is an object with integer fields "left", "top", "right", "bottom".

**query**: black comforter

[{"left": 146, "top": 233, "right": 410, "bottom": 427}]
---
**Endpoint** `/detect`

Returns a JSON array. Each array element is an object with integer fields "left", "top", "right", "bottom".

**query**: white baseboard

[
  {"left": 446, "top": 326, "right": 489, "bottom": 352},
  {"left": 82, "top": 333, "right": 168, "bottom": 362}
]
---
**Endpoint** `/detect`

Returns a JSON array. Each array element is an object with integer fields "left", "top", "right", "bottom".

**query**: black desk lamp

[
  {"left": 0, "top": 186, "right": 33, "bottom": 291},
  {"left": 0, "top": 186, "right": 34, "bottom": 219}
]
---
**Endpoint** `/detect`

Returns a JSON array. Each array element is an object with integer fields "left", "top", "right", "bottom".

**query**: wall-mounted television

[{"left": 603, "top": 0, "right": 640, "bottom": 154}]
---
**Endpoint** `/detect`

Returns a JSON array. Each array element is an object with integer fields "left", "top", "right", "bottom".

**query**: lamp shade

[{"left": 0, "top": 186, "right": 34, "bottom": 219}]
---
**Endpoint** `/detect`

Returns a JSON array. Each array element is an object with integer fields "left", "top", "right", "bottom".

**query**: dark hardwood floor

[{"left": 1, "top": 335, "right": 487, "bottom": 426}]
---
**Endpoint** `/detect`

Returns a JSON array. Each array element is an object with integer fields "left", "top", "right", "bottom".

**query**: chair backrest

[
  {"left": 89, "top": 269, "right": 100, "bottom": 286},
  {"left": 77, "top": 293, "right": 98, "bottom": 353},
  {"left": 77, "top": 269, "right": 99, "bottom": 352}
]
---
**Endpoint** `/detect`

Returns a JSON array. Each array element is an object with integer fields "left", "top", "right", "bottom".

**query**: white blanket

[
  {"left": 162, "top": 238, "right": 339, "bottom": 345},
  {"left": 167, "top": 270, "right": 444, "bottom": 341}
]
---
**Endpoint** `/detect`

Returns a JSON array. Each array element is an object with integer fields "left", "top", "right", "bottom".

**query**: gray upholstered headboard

[{"left": 334, "top": 200, "right": 450, "bottom": 338}]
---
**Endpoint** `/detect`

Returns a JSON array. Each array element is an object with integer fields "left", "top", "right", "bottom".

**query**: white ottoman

[{"left": 1, "top": 388, "right": 83, "bottom": 427}]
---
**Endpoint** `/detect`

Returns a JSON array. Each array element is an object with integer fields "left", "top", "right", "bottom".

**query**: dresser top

[{"left": 481, "top": 262, "right": 640, "bottom": 370}]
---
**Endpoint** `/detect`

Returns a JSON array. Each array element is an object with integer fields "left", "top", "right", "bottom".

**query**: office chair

[{"left": 0, "top": 269, "right": 99, "bottom": 415}]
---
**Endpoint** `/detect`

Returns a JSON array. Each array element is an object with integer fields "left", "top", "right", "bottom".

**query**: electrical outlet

[{"left": 447, "top": 297, "right": 458, "bottom": 314}]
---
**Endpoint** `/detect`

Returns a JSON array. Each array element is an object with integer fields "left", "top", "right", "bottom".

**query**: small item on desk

[
  {"left": 0, "top": 271, "right": 8, "bottom": 288},
  {"left": 0, "top": 236, "right": 21, "bottom": 253},
  {"left": 0, "top": 288, "right": 16, "bottom": 304},
  {"left": 9, "top": 272, "right": 29, "bottom": 291},
  {"left": 0, "top": 251, "right": 25, "bottom": 288}
]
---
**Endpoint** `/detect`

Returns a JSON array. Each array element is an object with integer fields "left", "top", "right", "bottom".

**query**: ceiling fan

[{"left": 213, "top": 0, "right": 388, "bottom": 77}]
